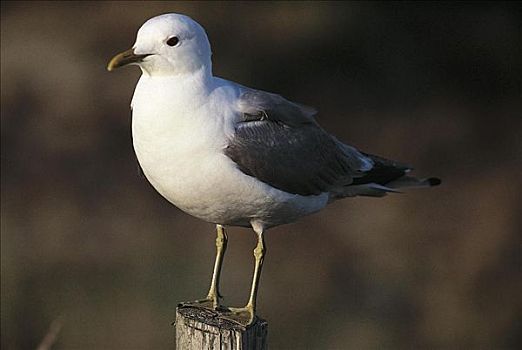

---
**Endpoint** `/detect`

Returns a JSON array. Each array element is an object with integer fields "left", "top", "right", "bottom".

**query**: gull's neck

[
  {"left": 143, "top": 64, "right": 212, "bottom": 87},
  {"left": 132, "top": 66, "right": 214, "bottom": 110},
  {"left": 139, "top": 60, "right": 212, "bottom": 80}
]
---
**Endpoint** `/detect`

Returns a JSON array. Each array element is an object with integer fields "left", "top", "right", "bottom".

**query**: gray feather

[
  {"left": 228, "top": 89, "right": 440, "bottom": 198},
  {"left": 226, "top": 90, "right": 373, "bottom": 196},
  {"left": 237, "top": 89, "right": 318, "bottom": 126}
]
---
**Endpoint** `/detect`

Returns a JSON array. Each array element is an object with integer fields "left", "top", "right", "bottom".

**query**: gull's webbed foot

[
  {"left": 218, "top": 304, "right": 256, "bottom": 326},
  {"left": 178, "top": 301, "right": 256, "bottom": 327},
  {"left": 179, "top": 293, "right": 225, "bottom": 311}
]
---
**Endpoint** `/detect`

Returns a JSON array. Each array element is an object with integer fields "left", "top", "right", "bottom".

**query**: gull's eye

[{"left": 166, "top": 36, "right": 179, "bottom": 47}]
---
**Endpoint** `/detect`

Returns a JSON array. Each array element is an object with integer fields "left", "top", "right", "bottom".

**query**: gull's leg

[
  {"left": 206, "top": 224, "right": 228, "bottom": 308},
  {"left": 185, "top": 224, "right": 227, "bottom": 309},
  {"left": 228, "top": 223, "right": 266, "bottom": 325}
]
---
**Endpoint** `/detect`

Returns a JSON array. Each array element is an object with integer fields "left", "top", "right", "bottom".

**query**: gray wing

[
  {"left": 236, "top": 90, "right": 318, "bottom": 127},
  {"left": 225, "top": 89, "right": 373, "bottom": 196}
]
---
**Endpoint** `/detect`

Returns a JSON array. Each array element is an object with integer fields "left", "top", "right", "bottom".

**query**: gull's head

[{"left": 107, "top": 13, "right": 212, "bottom": 77}]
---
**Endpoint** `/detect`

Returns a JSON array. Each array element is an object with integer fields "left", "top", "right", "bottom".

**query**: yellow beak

[{"left": 107, "top": 48, "right": 151, "bottom": 71}]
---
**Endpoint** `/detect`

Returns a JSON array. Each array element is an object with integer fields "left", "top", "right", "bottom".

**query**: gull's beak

[{"left": 107, "top": 48, "right": 151, "bottom": 71}]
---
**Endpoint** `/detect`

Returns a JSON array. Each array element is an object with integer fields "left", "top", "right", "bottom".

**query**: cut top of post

[{"left": 175, "top": 305, "right": 268, "bottom": 350}]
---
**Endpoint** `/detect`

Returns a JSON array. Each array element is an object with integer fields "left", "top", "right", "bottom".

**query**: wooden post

[{"left": 175, "top": 304, "right": 268, "bottom": 349}]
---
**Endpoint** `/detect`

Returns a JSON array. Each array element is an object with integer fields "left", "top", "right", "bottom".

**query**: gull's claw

[{"left": 179, "top": 297, "right": 226, "bottom": 311}]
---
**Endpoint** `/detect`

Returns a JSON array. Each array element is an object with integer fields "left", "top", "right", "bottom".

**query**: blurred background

[{"left": 1, "top": 1, "right": 521, "bottom": 349}]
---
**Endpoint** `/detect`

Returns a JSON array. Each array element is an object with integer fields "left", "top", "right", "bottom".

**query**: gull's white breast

[{"left": 131, "top": 75, "right": 328, "bottom": 228}]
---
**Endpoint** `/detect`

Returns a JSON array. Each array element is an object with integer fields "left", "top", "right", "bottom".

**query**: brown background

[{"left": 1, "top": 1, "right": 521, "bottom": 349}]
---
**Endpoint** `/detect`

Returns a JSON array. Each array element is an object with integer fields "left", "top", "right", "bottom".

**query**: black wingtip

[{"left": 428, "top": 177, "right": 442, "bottom": 186}]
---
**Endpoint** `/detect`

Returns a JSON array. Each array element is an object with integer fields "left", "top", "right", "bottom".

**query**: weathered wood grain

[{"left": 175, "top": 305, "right": 268, "bottom": 350}]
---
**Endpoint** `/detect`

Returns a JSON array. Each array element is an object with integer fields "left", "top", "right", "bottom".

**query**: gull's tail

[{"left": 331, "top": 153, "right": 441, "bottom": 198}]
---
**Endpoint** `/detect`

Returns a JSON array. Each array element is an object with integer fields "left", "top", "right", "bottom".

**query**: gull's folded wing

[
  {"left": 226, "top": 89, "right": 441, "bottom": 198},
  {"left": 225, "top": 89, "right": 373, "bottom": 196}
]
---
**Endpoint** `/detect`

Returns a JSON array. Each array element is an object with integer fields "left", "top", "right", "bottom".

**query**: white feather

[{"left": 131, "top": 66, "right": 328, "bottom": 229}]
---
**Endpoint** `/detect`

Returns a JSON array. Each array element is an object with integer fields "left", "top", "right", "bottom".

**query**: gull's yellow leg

[
  {"left": 186, "top": 224, "right": 227, "bottom": 309},
  {"left": 246, "top": 228, "right": 266, "bottom": 315},
  {"left": 206, "top": 224, "right": 228, "bottom": 308},
  {"left": 228, "top": 224, "right": 266, "bottom": 325}
]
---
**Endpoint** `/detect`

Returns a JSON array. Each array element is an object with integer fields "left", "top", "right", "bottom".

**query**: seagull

[{"left": 107, "top": 13, "right": 440, "bottom": 325}]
